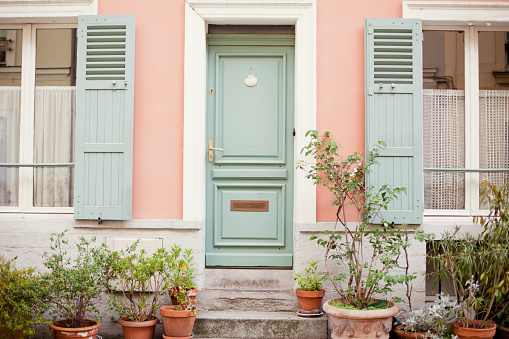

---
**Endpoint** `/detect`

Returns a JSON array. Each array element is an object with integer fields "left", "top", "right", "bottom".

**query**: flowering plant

[
  {"left": 403, "top": 293, "right": 460, "bottom": 338},
  {"left": 172, "top": 286, "right": 197, "bottom": 314},
  {"left": 298, "top": 131, "right": 428, "bottom": 309},
  {"left": 169, "top": 245, "right": 196, "bottom": 291}
]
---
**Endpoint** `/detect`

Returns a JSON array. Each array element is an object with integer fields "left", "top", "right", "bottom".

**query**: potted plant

[
  {"left": 42, "top": 230, "right": 110, "bottom": 339},
  {"left": 160, "top": 287, "right": 197, "bottom": 339},
  {"left": 106, "top": 241, "right": 179, "bottom": 339},
  {"left": 293, "top": 260, "right": 326, "bottom": 317},
  {"left": 394, "top": 293, "right": 460, "bottom": 339},
  {"left": 298, "top": 131, "right": 426, "bottom": 339},
  {"left": 427, "top": 178, "right": 509, "bottom": 339},
  {"left": 0, "top": 256, "right": 49, "bottom": 338},
  {"left": 168, "top": 245, "right": 197, "bottom": 306},
  {"left": 476, "top": 180, "right": 509, "bottom": 339}
]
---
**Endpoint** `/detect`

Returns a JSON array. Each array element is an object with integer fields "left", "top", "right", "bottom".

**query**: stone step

[
  {"left": 193, "top": 311, "right": 328, "bottom": 339},
  {"left": 204, "top": 268, "right": 294, "bottom": 290},
  {"left": 198, "top": 289, "right": 297, "bottom": 312}
]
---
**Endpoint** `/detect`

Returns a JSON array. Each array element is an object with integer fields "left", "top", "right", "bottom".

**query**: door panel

[{"left": 206, "top": 41, "right": 294, "bottom": 267}]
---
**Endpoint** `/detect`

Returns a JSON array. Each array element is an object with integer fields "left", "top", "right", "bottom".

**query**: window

[
  {"left": 423, "top": 27, "right": 509, "bottom": 216},
  {"left": 0, "top": 25, "right": 76, "bottom": 213}
]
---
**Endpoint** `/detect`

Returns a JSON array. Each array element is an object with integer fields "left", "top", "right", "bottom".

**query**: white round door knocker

[{"left": 244, "top": 72, "right": 258, "bottom": 87}]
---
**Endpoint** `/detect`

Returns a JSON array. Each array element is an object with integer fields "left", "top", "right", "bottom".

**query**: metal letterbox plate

[{"left": 230, "top": 200, "right": 269, "bottom": 212}]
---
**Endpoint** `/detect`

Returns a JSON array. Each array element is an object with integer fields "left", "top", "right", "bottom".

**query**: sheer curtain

[
  {"left": 0, "top": 87, "right": 20, "bottom": 206},
  {"left": 479, "top": 90, "right": 509, "bottom": 197},
  {"left": 34, "top": 86, "right": 75, "bottom": 207},
  {"left": 423, "top": 89, "right": 466, "bottom": 210}
]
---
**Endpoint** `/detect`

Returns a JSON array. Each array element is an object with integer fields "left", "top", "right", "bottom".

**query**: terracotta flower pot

[
  {"left": 49, "top": 319, "right": 100, "bottom": 339},
  {"left": 495, "top": 325, "right": 509, "bottom": 339},
  {"left": 295, "top": 289, "right": 325, "bottom": 316},
  {"left": 117, "top": 316, "right": 159, "bottom": 339},
  {"left": 393, "top": 324, "right": 429, "bottom": 339},
  {"left": 452, "top": 320, "right": 497, "bottom": 339},
  {"left": 322, "top": 299, "right": 399, "bottom": 339},
  {"left": 160, "top": 305, "right": 197, "bottom": 339},
  {"left": 169, "top": 288, "right": 198, "bottom": 307}
]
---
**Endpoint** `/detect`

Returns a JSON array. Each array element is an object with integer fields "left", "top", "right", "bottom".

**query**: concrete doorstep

[{"left": 193, "top": 311, "right": 328, "bottom": 339}]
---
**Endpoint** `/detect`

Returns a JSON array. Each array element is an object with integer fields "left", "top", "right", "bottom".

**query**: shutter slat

[
  {"left": 365, "top": 18, "right": 423, "bottom": 224},
  {"left": 75, "top": 15, "right": 135, "bottom": 221}
]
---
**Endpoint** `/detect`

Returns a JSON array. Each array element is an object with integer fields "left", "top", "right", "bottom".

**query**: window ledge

[{"left": 0, "top": 0, "right": 97, "bottom": 22}]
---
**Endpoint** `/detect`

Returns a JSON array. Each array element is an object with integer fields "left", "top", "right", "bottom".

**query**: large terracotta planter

[
  {"left": 452, "top": 320, "right": 497, "bottom": 339},
  {"left": 323, "top": 299, "right": 399, "bottom": 339},
  {"left": 160, "top": 305, "right": 197, "bottom": 339},
  {"left": 169, "top": 288, "right": 198, "bottom": 307},
  {"left": 393, "top": 324, "right": 428, "bottom": 339},
  {"left": 117, "top": 316, "right": 159, "bottom": 339},
  {"left": 495, "top": 325, "right": 509, "bottom": 339},
  {"left": 296, "top": 289, "right": 325, "bottom": 316},
  {"left": 49, "top": 319, "right": 100, "bottom": 339}
]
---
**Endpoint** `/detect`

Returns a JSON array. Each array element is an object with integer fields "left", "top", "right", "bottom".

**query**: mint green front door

[{"left": 205, "top": 36, "right": 294, "bottom": 267}]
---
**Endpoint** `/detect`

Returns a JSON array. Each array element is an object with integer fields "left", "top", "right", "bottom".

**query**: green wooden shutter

[
  {"left": 74, "top": 15, "right": 135, "bottom": 220},
  {"left": 365, "top": 18, "right": 423, "bottom": 224}
]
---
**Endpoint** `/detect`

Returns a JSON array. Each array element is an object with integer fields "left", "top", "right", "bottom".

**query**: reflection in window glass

[
  {"left": 478, "top": 31, "right": 509, "bottom": 209},
  {"left": 423, "top": 31, "right": 466, "bottom": 210},
  {"left": 33, "top": 29, "right": 76, "bottom": 207},
  {"left": 0, "top": 29, "right": 22, "bottom": 206}
]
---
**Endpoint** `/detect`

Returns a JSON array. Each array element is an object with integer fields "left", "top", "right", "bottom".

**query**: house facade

[{"left": 1, "top": 0, "right": 508, "bottom": 336}]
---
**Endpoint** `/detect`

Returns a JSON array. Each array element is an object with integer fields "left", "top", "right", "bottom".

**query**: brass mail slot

[{"left": 230, "top": 200, "right": 269, "bottom": 212}]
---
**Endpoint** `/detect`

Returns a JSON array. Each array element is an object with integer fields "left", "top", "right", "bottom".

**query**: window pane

[
  {"left": 0, "top": 29, "right": 22, "bottom": 206},
  {"left": 33, "top": 29, "right": 76, "bottom": 207},
  {"left": 478, "top": 31, "right": 509, "bottom": 209},
  {"left": 423, "top": 31, "right": 466, "bottom": 210}
]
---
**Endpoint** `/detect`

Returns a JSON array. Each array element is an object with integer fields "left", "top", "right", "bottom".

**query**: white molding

[
  {"left": 403, "top": 1, "right": 509, "bottom": 26},
  {"left": 183, "top": 0, "right": 317, "bottom": 225},
  {"left": 0, "top": 0, "right": 97, "bottom": 23}
]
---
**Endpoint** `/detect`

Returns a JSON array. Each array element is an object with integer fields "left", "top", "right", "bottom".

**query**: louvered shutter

[
  {"left": 74, "top": 15, "right": 135, "bottom": 220},
  {"left": 365, "top": 18, "right": 423, "bottom": 224}
]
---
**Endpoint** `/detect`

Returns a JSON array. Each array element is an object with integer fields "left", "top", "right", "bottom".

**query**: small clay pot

[
  {"left": 393, "top": 324, "right": 429, "bottom": 339},
  {"left": 160, "top": 305, "right": 197, "bottom": 339},
  {"left": 452, "top": 320, "right": 497, "bottom": 339},
  {"left": 295, "top": 289, "right": 325, "bottom": 315},
  {"left": 50, "top": 319, "right": 100, "bottom": 339},
  {"left": 117, "top": 316, "right": 159, "bottom": 339}
]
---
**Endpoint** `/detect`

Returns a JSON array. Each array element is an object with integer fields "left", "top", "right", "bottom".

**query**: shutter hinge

[
  {"left": 421, "top": 32, "right": 424, "bottom": 41},
  {"left": 368, "top": 87, "right": 373, "bottom": 96},
  {"left": 368, "top": 26, "right": 373, "bottom": 35}
]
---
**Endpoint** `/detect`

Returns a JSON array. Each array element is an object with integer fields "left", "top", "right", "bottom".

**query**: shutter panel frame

[
  {"left": 365, "top": 18, "right": 423, "bottom": 224},
  {"left": 74, "top": 15, "right": 135, "bottom": 221}
]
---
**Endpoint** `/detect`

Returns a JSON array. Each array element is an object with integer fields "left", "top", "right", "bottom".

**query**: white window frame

[
  {"left": 404, "top": 1, "right": 509, "bottom": 217},
  {"left": 0, "top": 1, "right": 97, "bottom": 216}
]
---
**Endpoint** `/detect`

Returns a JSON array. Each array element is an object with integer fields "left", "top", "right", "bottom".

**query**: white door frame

[{"left": 182, "top": 0, "right": 317, "bottom": 228}]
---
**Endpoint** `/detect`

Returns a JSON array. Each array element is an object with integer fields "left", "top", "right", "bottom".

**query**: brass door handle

[{"left": 209, "top": 140, "right": 223, "bottom": 163}]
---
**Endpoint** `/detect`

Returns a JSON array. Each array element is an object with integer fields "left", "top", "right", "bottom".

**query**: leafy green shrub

[
  {"left": 0, "top": 256, "right": 48, "bottom": 338},
  {"left": 42, "top": 230, "right": 111, "bottom": 328},
  {"left": 293, "top": 261, "right": 326, "bottom": 292},
  {"left": 106, "top": 241, "right": 178, "bottom": 322}
]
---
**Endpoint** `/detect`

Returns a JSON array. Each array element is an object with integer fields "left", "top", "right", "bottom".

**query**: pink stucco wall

[
  {"left": 99, "top": 1, "right": 185, "bottom": 219},
  {"left": 98, "top": 0, "right": 505, "bottom": 222}
]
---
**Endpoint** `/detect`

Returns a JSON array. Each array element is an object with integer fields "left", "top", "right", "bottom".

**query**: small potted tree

[
  {"left": 298, "top": 131, "right": 427, "bottom": 339},
  {"left": 42, "top": 230, "right": 110, "bottom": 339},
  {"left": 0, "top": 256, "right": 49, "bottom": 338},
  {"left": 293, "top": 260, "right": 326, "bottom": 317},
  {"left": 106, "top": 241, "right": 178, "bottom": 339}
]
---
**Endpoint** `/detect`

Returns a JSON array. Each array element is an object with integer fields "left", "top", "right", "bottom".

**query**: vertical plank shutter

[
  {"left": 74, "top": 15, "right": 135, "bottom": 220},
  {"left": 365, "top": 18, "right": 423, "bottom": 224}
]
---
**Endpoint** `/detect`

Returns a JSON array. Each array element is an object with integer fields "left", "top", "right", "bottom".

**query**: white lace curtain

[
  {"left": 0, "top": 86, "right": 75, "bottom": 207},
  {"left": 424, "top": 89, "right": 509, "bottom": 210}
]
